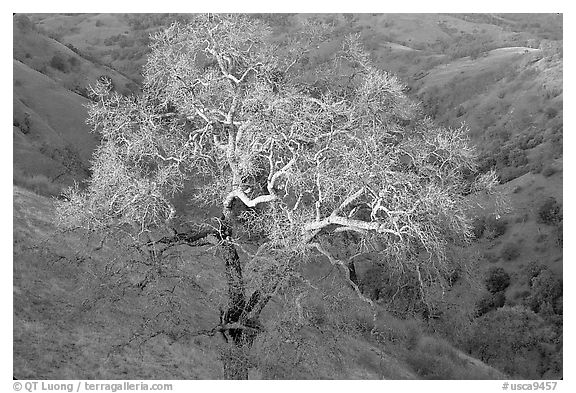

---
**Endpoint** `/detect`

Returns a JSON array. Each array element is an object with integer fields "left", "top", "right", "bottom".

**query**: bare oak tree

[{"left": 56, "top": 14, "right": 499, "bottom": 379}]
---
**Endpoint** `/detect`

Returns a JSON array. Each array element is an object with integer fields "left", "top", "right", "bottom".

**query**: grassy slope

[
  {"left": 29, "top": 13, "right": 178, "bottom": 83},
  {"left": 31, "top": 13, "right": 142, "bottom": 80},
  {"left": 415, "top": 47, "right": 562, "bottom": 146},
  {"left": 13, "top": 186, "right": 505, "bottom": 379},
  {"left": 14, "top": 19, "right": 139, "bottom": 95},
  {"left": 411, "top": 45, "right": 562, "bottom": 314},
  {"left": 470, "top": 169, "right": 563, "bottom": 301},
  {"left": 13, "top": 185, "right": 224, "bottom": 379},
  {"left": 13, "top": 15, "right": 142, "bottom": 193},
  {"left": 14, "top": 60, "right": 95, "bottom": 162},
  {"left": 13, "top": 59, "right": 98, "bottom": 192}
]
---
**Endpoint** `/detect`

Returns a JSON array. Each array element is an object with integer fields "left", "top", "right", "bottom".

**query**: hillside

[
  {"left": 13, "top": 59, "right": 95, "bottom": 190},
  {"left": 415, "top": 45, "right": 562, "bottom": 182},
  {"left": 14, "top": 15, "right": 139, "bottom": 96},
  {"left": 27, "top": 13, "right": 189, "bottom": 84},
  {"left": 27, "top": 13, "right": 563, "bottom": 185},
  {"left": 13, "top": 14, "right": 143, "bottom": 195},
  {"left": 13, "top": 185, "right": 506, "bottom": 379}
]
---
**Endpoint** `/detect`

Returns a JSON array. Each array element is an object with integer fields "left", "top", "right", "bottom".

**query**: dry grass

[
  {"left": 403, "top": 336, "right": 504, "bottom": 379},
  {"left": 13, "top": 169, "right": 62, "bottom": 197}
]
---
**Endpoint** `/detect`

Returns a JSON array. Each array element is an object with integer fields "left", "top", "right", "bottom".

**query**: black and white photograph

[{"left": 11, "top": 6, "right": 565, "bottom": 385}]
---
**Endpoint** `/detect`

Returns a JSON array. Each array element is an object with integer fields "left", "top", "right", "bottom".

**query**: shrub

[
  {"left": 403, "top": 337, "right": 458, "bottom": 379},
  {"left": 485, "top": 267, "right": 511, "bottom": 294},
  {"left": 530, "top": 160, "right": 543, "bottom": 174},
  {"left": 542, "top": 165, "right": 557, "bottom": 177},
  {"left": 537, "top": 197, "right": 562, "bottom": 225},
  {"left": 14, "top": 112, "right": 31, "bottom": 134},
  {"left": 49, "top": 54, "right": 69, "bottom": 73},
  {"left": 66, "top": 43, "right": 79, "bottom": 54},
  {"left": 485, "top": 216, "right": 507, "bottom": 239},
  {"left": 361, "top": 264, "right": 427, "bottom": 318},
  {"left": 477, "top": 154, "right": 496, "bottom": 174},
  {"left": 15, "top": 14, "right": 35, "bottom": 32},
  {"left": 524, "top": 263, "right": 544, "bottom": 284},
  {"left": 501, "top": 242, "right": 521, "bottom": 261},
  {"left": 67, "top": 56, "right": 79, "bottom": 68},
  {"left": 465, "top": 306, "right": 559, "bottom": 379},
  {"left": 476, "top": 290, "right": 506, "bottom": 317},
  {"left": 545, "top": 106, "right": 558, "bottom": 119},
  {"left": 73, "top": 85, "right": 90, "bottom": 99},
  {"left": 492, "top": 291, "right": 506, "bottom": 308},
  {"left": 527, "top": 269, "right": 562, "bottom": 314},
  {"left": 526, "top": 134, "right": 543, "bottom": 149},
  {"left": 456, "top": 105, "right": 465, "bottom": 117},
  {"left": 508, "top": 148, "right": 528, "bottom": 168}
]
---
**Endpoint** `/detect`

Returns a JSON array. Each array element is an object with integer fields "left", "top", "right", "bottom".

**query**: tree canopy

[{"left": 56, "top": 14, "right": 499, "bottom": 378}]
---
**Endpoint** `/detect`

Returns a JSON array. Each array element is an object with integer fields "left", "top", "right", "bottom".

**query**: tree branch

[
  {"left": 222, "top": 148, "right": 298, "bottom": 209},
  {"left": 147, "top": 228, "right": 219, "bottom": 248},
  {"left": 303, "top": 215, "right": 402, "bottom": 237},
  {"left": 308, "top": 242, "right": 374, "bottom": 309}
]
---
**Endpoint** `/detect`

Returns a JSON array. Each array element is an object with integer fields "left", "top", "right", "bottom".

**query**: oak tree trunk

[{"left": 218, "top": 208, "right": 254, "bottom": 380}]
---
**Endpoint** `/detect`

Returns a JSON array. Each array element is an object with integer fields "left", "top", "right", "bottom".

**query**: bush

[
  {"left": 545, "top": 106, "right": 558, "bottom": 119},
  {"left": 508, "top": 148, "right": 528, "bottom": 168},
  {"left": 526, "top": 134, "right": 543, "bottom": 149},
  {"left": 485, "top": 216, "right": 507, "bottom": 239},
  {"left": 403, "top": 337, "right": 458, "bottom": 379},
  {"left": 456, "top": 105, "right": 465, "bottom": 117},
  {"left": 14, "top": 112, "right": 31, "bottom": 134},
  {"left": 527, "top": 269, "right": 562, "bottom": 314},
  {"left": 361, "top": 265, "right": 427, "bottom": 318},
  {"left": 525, "top": 262, "right": 545, "bottom": 284},
  {"left": 529, "top": 160, "right": 543, "bottom": 174},
  {"left": 72, "top": 85, "right": 90, "bottom": 99},
  {"left": 542, "top": 165, "right": 558, "bottom": 177},
  {"left": 66, "top": 43, "right": 79, "bottom": 54},
  {"left": 15, "top": 14, "right": 35, "bottom": 32},
  {"left": 485, "top": 267, "right": 511, "bottom": 294},
  {"left": 465, "top": 306, "right": 559, "bottom": 378},
  {"left": 501, "top": 242, "right": 521, "bottom": 261},
  {"left": 67, "top": 56, "right": 79, "bottom": 68},
  {"left": 537, "top": 197, "right": 562, "bottom": 225},
  {"left": 476, "top": 290, "right": 506, "bottom": 317},
  {"left": 49, "top": 54, "right": 69, "bottom": 73}
]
